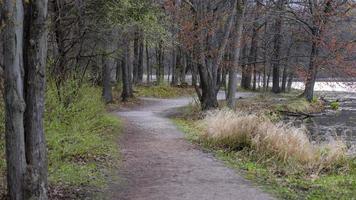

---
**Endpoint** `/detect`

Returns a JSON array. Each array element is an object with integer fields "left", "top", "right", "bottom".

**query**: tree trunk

[
  {"left": 3, "top": 0, "right": 27, "bottom": 199},
  {"left": 179, "top": 52, "right": 187, "bottom": 84},
  {"left": 195, "top": 0, "right": 238, "bottom": 110},
  {"left": 227, "top": 0, "right": 246, "bottom": 109},
  {"left": 304, "top": 37, "right": 319, "bottom": 101},
  {"left": 155, "top": 42, "right": 164, "bottom": 85},
  {"left": 121, "top": 40, "right": 133, "bottom": 101},
  {"left": 52, "top": 0, "right": 66, "bottom": 98},
  {"left": 198, "top": 64, "right": 219, "bottom": 110},
  {"left": 287, "top": 70, "right": 294, "bottom": 92},
  {"left": 271, "top": 0, "right": 285, "bottom": 93},
  {"left": 145, "top": 41, "right": 150, "bottom": 83},
  {"left": 133, "top": 32, "right": 139, "bottom": 84},
  {"left": 116, "top": 58, "right": 122, "bottom": 83},
  {"left": 102, "top": 56, "right": 113, "bottom": 103},
  {"left": 240, "top": 44, "right": 249, "bottom": 89},
  {"left": 23, "top": 0, "right": 49, "bottom": 199},
  {"left": 138, "top": 36, "right": 144, "bottom": 83},
  {"left": 174, "top": 48, "right": 182, "bottom": 85},
  {"left": 281, "top": 43, "right": 292, "bottom": 92},
  {"left": 253, "top": 65, "right": 257, "bottom": 90},
  {"left": 102, "top": 29, "right": 117, "bottom": 103},
  {"left": 267, "top": 66, "right": 272, "bottom": 89},
  {"left": 171, "top": 48, "right": 177, "bottom": 85}
]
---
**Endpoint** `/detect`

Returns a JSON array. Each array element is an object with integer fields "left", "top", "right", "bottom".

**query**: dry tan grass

[{"left": 200, "top": 109, "right": 347, "bottom": 172}]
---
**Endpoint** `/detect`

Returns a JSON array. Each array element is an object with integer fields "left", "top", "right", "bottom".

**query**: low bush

[
  {"left": 330, "top": 101, "right": 340, "bottom": 110},
  {"left": 0, "top": 82, "right": 121, "bottom": 197},
  {"left": 45, "top": 82, "right": 121, "bottom": 188},
  {"left": 136, "top": 84, "right": 195, "bottom": 98}
]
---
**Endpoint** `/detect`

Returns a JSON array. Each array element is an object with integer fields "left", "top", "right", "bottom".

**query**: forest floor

[{"left": 108, "top": 93, "right": 275, "bottom": 200}]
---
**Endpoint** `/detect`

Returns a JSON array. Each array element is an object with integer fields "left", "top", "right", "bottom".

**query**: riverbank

[{"left": 172, "top": 90, "right": 356, "bottom": 199}]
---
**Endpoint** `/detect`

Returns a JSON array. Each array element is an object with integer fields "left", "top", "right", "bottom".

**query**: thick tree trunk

[
  {"left": 271, "top": 0, "right": 285, "bottom": 93},
  {"left": 245, "top": 22, "right": 259, "bottom": 91},
  {"left": 227, "top": 0, "right": 245, "bottom": 109},
  {"left": 198, "top": 63, "right": 219, "bottom": 110},
  {"left": 195, "top": 0, "right": 238, "bottom": 110},
  {"left": 179, "top": 53, "right": 187, "bottom": 84},
  {"left": 240, "top": 44, "right": 249, "bottom": 89},
  {"left": 121, "top": 40, "right": 133, "bottom": 101},
  {"left": 3, "top": 1, "right": 27, "bottom": 199},
  {"left": 102, "top": 30, "right": 117, "bottom": 103},
  {"left": 253, "top": 65, "right": 257, "bottom": 90},
  {"left": 287, "top": 70, "right": 294, "bottom": 92},
  {"left": 23, "top": 0, "right": 49, "bottom": 199},
  {"left": 175, "top": 48, "right": 182, "bottom": 85},
  {"left": 267, "top": 66, "right": 272, "bottom": 89},
  {"left": 155, "top": 42, "right": 164, "bottom": 85},
  {"left": 116, "top": 58, "right": 122, "bottom": 83},
  {"left": 304, "top": 38, "right": 319, "bottom": 101},
  {"left": 171, "top": 47, "right": 178, "bottom": 86},
  {"left": 281, "top": 64, "right": 288, "bottom": 92},
  {"left": 281, "top": 44, "right": 292, "bottom": 92},
  {"left": 102, "top": 56, "right": 113, "bottom": 103},
  {"left": 138, "top": 36, "right": 144, "bottom": 83}
]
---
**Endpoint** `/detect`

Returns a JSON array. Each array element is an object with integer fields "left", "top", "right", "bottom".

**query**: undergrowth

[
  {"left": 136, "top": 84, "right": 195, "bottom": 98},
  {"left": 173, "top": 109, "right": 355, "bottom": 200},
  {"left": 0, "top": 82, "right": 121, "bottom": 198}
]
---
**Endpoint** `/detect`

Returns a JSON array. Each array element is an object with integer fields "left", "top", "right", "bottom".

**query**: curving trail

[{"left": 109, "top": 93, "right": 274, "bottom": 200}]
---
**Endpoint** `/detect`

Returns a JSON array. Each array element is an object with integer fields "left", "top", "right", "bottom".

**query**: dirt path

[{"left": 109, "top": 93, "right": 275, "bottom": 200}]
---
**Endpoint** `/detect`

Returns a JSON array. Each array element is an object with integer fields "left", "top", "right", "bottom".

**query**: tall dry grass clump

[{"left": 200, "top": 109, "right": 347, "bottom": 172}]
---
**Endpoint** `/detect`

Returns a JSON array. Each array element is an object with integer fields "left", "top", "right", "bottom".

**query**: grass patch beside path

[
  {"left": 173, "top": 115, "right": 356, "bottom": 200},
  {"left": 136, "top": 84, "right": 196, "bottom": 98},
  {"left": 0, "top": 84, "right": 121, "bottom": 199}
]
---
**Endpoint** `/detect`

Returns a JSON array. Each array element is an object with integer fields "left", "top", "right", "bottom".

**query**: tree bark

[
  {"left": 102, "top": 29, "right": 117, "bottom": 103},
  {"left": 121, "top": 39, "right": 133, "bottom": 101},
  {"left": 287, "top": 69, "right": 294, "bottom": 92},
  {"left": 3, "top": 1, "right": 27, "bottom": 199},
  {"left": 304, "top": 37, "right": 319, "bottom": 101},
  {"left": 102, "top": 56, "right": 113, "bottom": 103},
  {"left": 171, "top": 47, "right": 178, "bottom": 85},
  {"left": 23, "top": 0, "right": 49, "bottom": 199},
  {"left": 133, "top": 31, "right": 139, "bottom": 84},
  {"left": 155, "top": 41, "right": 164, "bottom": 85},
  {"left": 145, "top": 41, "right": 151, "bottom": 83},
  {"left": 227, "top": 0, "right": 246, "bottom": 109},
  {"left": 138, "top": 35, "right": 144, "bottom": 83},
  {"left": 194, "top": 0, "right": 238, "bottom": 110},
  {"left": 271, "top": 0, "right": 285, "bottom": 93},
  {"left": 281, "top": 45, "right": 292, "bottom": 93}
]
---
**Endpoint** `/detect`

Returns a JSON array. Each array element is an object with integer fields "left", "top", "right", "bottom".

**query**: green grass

[
  {"left": 136, "top": 84, "right": 196, "bottom": 98},
  {"left": 0, "top": 82, "right": 121, "bottom": 196},
  {"left": 173, "top": 118, "right": 356, "bottom": 200},
  {"left": 330, "top": 101, "right": 340, "bottom": 110}
]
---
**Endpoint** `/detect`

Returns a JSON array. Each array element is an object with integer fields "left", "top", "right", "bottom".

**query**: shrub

[
  {"left": 330, "top": 101, "right": 340, "bottom": 110},
  {"left": 45, "top": 82, "right": 120, "bottom": 187},
  {"left": 199, "top": 109, "right": 347, "bottom": 173},
  {"left": 0, "top": 82, "right": 121, "bottom": 196},
  {"left": 136, "top": 84, "right": 195, "bottom": 98}
]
